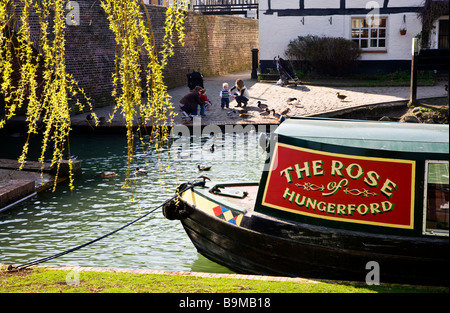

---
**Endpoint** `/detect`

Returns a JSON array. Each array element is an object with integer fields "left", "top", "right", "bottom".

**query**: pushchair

[
  {"left": 187, "top": 70, "right": 204, "bottom": 90},
  {"left": 274, "top": 56, "right": 301, "bottom": 87}
]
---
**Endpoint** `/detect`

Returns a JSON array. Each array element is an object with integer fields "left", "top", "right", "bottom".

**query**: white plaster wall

[
  {"left": 270, "top": 0, "right": 301, "bottom": 10},
  {"left": 346, "top": 0, "right": 383, "bottom": 9},
  {"left": 260, "top": 0, "right": 269, "bottom": 11},
  {"left": 262, "top": 0, "right": 425, "bottom": 10},
  {"left": 380, "top": 12, "right": 422, "bottom": 60},
  {"left": 259, "top": 15, "right": 306, "bottom": 60},
  {"left": 345, "top": 0, "right": 424, "bottom": 8},
  {"left": 259, "top": 10, "right": 423, "bottom": 62},
  {"left": 304, "top": 0, "right": 340, "bottom": 9},
  {"left": 260, "top": 14, "right": 351, "bottom": 61},
  {"left": 387, "top": 0, "right": 424, "bottom": 7}
]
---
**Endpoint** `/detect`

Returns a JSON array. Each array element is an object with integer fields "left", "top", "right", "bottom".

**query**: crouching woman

[{"left": 179, "top": 86, "right": 205, "bottom": 123}]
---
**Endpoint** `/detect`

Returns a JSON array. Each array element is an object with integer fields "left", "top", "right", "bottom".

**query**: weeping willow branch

[
  {"left": 101, "top": 0, "right": 186, "bottom": 188},
  {"left": 0, "top": 0, "right": 15, "bottom": 128},
  {"left": 0, "top": 0, "right": 186, "bottom": 191}
]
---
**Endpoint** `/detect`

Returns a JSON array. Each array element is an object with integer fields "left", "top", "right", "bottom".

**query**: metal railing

[{"left": 193, "top": 0, "right": 258, "bottom": 17}]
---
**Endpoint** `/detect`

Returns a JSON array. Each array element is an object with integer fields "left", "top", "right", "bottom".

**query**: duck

[
  {"left": 260, "top": 108, "right": 270, "bottom": 117},
  {"left": 239, "top": 113, "right": 251, "bottom": 119},
  {"left": 286, "top": 97, "right": 297, "bottom": 104},
  {"left": 134, "top": 167, "right": 148, "bottom": 175},
  {"left": 271, "top": 109, "right": 286, "bottom": 123},
  {"left": 65, "top": 154, "right": 78, "bottom": 160},
  {"left": 176, "top": 147, "right": 191, "bottom": 159},
  {"left": 176, "top": 148, "right": 190, "bottom": 159},
  {"left": 336, "top": 92, "right": 347, "bottom": 102},
  {"left": 257, "top": 101, "right": 268, "bottom": 110},
  {"left": 271, "top": 109, "right": 280, "bottom": 119},
  {"left": 280, "top": 108, "right": 290, "bottom": 115},
  {"left": 198, "top": 164, "right": 212, "bottom": 171},
  {"left": 227, "top": 109, "right": 238, "bottom": 118},
  {"left": 101, "top": 171, "right": 117, "bottom": 178}
]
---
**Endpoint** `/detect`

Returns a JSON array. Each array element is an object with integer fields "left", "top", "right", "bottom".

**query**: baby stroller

[
  {"left": 187, "top": 70, "right": 204, "bottom": 90},
  {"left": 274, "top": 56, "right": 301, "bottom": 87}
]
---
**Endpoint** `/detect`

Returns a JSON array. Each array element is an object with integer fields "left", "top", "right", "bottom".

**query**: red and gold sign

[{"left": 262, "top": 143, "right": 416, "bottom": 229}]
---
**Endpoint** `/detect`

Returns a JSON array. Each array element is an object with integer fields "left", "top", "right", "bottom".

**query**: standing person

[
  {"left": 219, "top": 83, "right": 231, "bottom": 109},
  {"left": 199, "top": 88, "right": 212, "bottom": 114},
  {"left": 230, "top": 79, "right": 250, "bottom": 108},
  {"left": 179, "top": 86, "right": 204, "bottom": 123}
]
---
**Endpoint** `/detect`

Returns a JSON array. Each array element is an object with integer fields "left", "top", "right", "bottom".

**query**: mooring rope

[{"left": 7, "top": 181, "right": 203, "bottom": 272}]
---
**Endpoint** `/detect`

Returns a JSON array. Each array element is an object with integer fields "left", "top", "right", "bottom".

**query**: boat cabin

[{"left": 257, "top": 117, "right": 449, "bottom": 237}]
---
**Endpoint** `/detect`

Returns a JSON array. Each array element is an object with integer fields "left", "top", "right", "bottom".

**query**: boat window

[{"left": 423, "top": 160, "right": 449, "bottom": 236}]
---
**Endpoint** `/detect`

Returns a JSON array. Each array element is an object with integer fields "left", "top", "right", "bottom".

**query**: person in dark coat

[{"left": 179, "top": 86, "right": 205, "bottom": 122}]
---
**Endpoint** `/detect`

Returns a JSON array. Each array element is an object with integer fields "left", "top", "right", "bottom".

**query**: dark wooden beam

[{"left": 264, "top": 6, "right": 421, "bottom": 16}]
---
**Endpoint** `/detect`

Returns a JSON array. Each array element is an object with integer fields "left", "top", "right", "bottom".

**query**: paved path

[{"left": 71, "top": 70, "right": 448, "bottom": 128}]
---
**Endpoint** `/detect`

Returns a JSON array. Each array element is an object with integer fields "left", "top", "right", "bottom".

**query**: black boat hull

[
  {"left": 180, "top": 201, "right": 448, "bottom": 286},
  {"left": 165, "top": 118, "right": 449, "bottom": 286}
]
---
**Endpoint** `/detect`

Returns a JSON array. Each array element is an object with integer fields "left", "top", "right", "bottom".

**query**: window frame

[
  {"left": 351, "top": 16, "right": 388, "bottom": 52},
  {"left": 422, "top": 160, "right": 449, "bottom": 237}
]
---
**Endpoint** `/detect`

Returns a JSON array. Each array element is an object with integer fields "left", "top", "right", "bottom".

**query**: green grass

[{"left": 1, "top": 268, "right": 448, "bottom": 293}]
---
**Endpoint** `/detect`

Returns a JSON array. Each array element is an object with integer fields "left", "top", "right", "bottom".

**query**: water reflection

[{"left": 0, "top": 130, "right": 266, "bottom": 273}]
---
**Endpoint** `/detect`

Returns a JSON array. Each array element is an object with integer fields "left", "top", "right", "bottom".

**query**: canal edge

[{"left": 0, "top": 263, "right": 319, "bottom": 283}]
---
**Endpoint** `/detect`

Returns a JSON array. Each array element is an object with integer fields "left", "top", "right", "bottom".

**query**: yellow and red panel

[
  {"left": 182, "top": 189, "right": 244, "bottom": 226},
  {"left": 262, "top": 143, "right": 416, "bottom": 229}
]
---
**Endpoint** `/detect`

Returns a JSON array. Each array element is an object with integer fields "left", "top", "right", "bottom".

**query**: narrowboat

[{"left": 163, "top": 117, "right": 449, "bottom": 286}]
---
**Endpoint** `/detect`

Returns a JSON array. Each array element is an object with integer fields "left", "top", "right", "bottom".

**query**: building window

[
  {"left": 423, "top": 160, "right": 449, "bottom": 236},
  {"left": 438, "top": 19, "right": 449, "bottom": 49},
  {"left": 351, "top": 17, "right": 387, "bottom": 50}
]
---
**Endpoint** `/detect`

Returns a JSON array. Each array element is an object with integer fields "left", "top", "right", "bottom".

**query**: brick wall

[
  {"left": 147, "top": 5, "right": 259, "bottom": 88},
  {"left": 65, "top": 1, "right": 116, "bottom": 107},
  {"left": 3, "top": 1, "right": 258, "bottom": 109}
]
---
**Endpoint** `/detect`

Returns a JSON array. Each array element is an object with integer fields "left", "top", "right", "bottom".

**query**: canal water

[{"left": 0, "top": 127, "right": 268, "bottom": 273}]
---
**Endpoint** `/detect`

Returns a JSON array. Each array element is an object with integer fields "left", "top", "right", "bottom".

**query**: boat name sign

[{"left": 262, "top": 143, "right": 415, "bottom": 229}]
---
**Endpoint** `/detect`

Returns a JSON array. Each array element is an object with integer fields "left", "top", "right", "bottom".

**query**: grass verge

[{"left": 1, "top": 267, "right": 448, "bottom": 293}]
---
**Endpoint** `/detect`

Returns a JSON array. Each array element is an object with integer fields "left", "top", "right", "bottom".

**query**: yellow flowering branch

[
  {"left": 0, "top": 0, "right": 186, "bottom": 191},
  {"left": 101, "top": 0, "right": 186, "bottom": 187}
]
